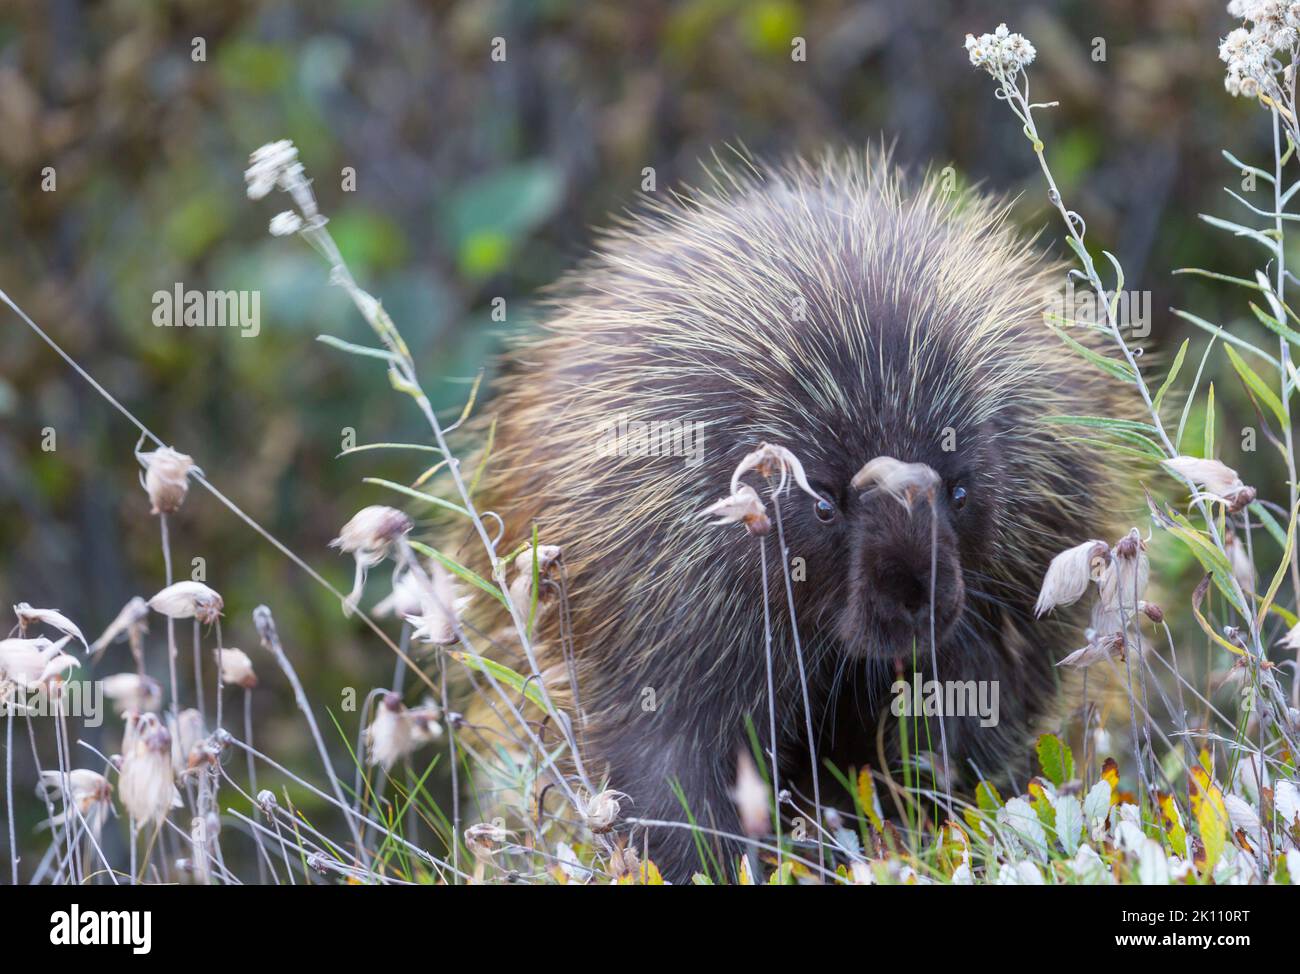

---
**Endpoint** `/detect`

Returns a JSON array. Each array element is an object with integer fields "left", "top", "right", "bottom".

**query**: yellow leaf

[
  {"left": 1190, "top": 767, "right": 1228, "bottom": 877},
  {"left": 856, "top": 767, "right": 884, "bottom": 833}
]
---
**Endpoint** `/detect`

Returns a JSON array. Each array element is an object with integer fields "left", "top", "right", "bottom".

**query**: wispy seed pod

[
  {"left": 364, "top": 692, "right": 440, "bottom": 769},
  {"left": 699, "top": 483, "right": 770, "bottom": 536},
  {"left": 330, "top": 506, "right": 413, "bottom": 615},
  {"left": 583, "top": 789, "right": 628, "bottom": 834},
  {"left": 119, "top": 712, "right": 177, "bottom": 825},
  {"left": 90, "top": 596, "right": 150, "bottom": 660},
  {"left": 850, "top": 456, "right": 943, "bottom": 509},
  {"left": 102, "top": 673, "right": 163, "bottom": 715},
  {"left": 0, "top": 635, "right": 73, "bottom": 688},
  {"left": 13, "top": 603, "right": 88, "bottom": 651},
  {"left": 1163, "top": 456, "right": 1255, "bottom": 513},
  {"left": 404, "top": 561, "right": 471, "bottom": 646},
  {"left": 169, "top": 708, "right": 207, "bottom": 772},
  {"left": 148, "top": 581, "right": 224, "bottom": 626},
  {"left": 508, "top": 543, "right": 563, "bottom": 609},
  {"left": 37, "top": 769, "right": 113, "bottom": 836},
  {"left": 139, "top": 446, "right": 198, "bottom": 516},
  {"left": 217, "top": 648, "right": 258, "bottom": 690},
  {"left": 1034, "top": 540, "right": 1110, "bottom": 617},
  {"left": 463, "top": 822, "right": 511, "bottom": 860}
]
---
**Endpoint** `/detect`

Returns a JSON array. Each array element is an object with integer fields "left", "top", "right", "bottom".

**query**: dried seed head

[
  {"left": 364, "top": 691, "right": 439, "bottom": 769},
  {"left": 91, "top": 597, "right": 150, "bottom": 658},
  {"left": 730, "top": 751, "right": 771, "bottom": 839},
  {"left": 700, "top": 483, "right": 770, "bottom": 536},
  {"left": 1034, "top": 540, "right": 1110, "bottom": 617},
  {"left": 169, "top": 708, "right": 207, "bottom": 772},
  {"left": 139, "top": 446, "right": 197, "bottom": 516},
  {"left": 1058, "top": 631, "right": 1126, "bottom": 669},
  {"left": 583, "top": 789, "right": 628, "bottom": 833},
  {"left": 331, "top": 506, "right": 413, "bottom": 615},
  {"left": 13, "top": 603, "right": 88, "bottom": 651},
  {"left": 38, "top": 769, "right": 113, "bottom": 835},
  {"left": 102, "top": 673, "right": 163, "bottom": 714},
  {"left": 217, "top": 648, "right": 258, "bottom": 690},
  {"left": 148, "top": 581, "right": 224, "bottom": 626},
  {"left": 1140, "top": 601, "right": 1164, "bottom": 624},
  {"left": 120, "top": 712, "right": 177, "bottom": 825},
  {"left": 730, "top": 442, "right": 822, "bottom": 501},
  {"left": 1163, "top": 456, "right": 1255, "bottom": 512},
  {"left": 463, "top": 822, "right": 511, "bottom": 860},
  {"left": 0, "top": 635, "right": 73, "bottom": 689},
  {"left": 851, "top": 456, "right": 943, "bottom": 509},
  {"left": 965, "top": 23, "right": 1037, "bottom": 75},
  {"left": 404, "top": 560, "right": 471, "bottom": 647},
  {"left": 508, "top": 543, "right": 563, "bottom": 609}
]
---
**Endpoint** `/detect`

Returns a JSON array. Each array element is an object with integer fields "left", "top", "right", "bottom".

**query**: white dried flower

[
  {"left": 101, "top": 673, "right": 163, "bottom": 715},
  {"left": 331, "top": 506, "right": 413, "bottom": 615},
  {"left": 730, "top": 751, "right": 771, "bottom": 839},
  {"left": 90, "top": 597, "right": 150, "bottom": 657},
  {"left": 13, "top": 603, "right": 88, "bottom": 651},
  {"left": 365, "top": 692, "right": 441, "bottom": 769},
  {"left": 583, "top": 789, "right": 629, "bottom": 833},
  {"left": 244, "top": 140, "right": 301, "bottom": 200},
  {"left": 463, "top": 822, "right": 512, "bottom": 860},
  {"left": 730, "top": 442, "right": 821, "bottom": 499},
  {"left": 268, "top": 211, "right": 303, "bottom": 236},
  {"left": 402, "top": 561, "right": 471, "bottom": 646},
  {"left": 508, "top": 544, "right": 563, "bottom": 609},
  {"left": 1163, "top": 456, "right": 1255, "bottom": 511},
  {"left": 169, "top": 708, "right": 207, "bottom": 773},
  {"left": 217, "top": 648, "right": 258, "bottom": 690},
  {"left": 38, "top": 769, "right": 113, "bottom": 836},
  {"left": 700, "top": 483, "right": 770, "bottom": 536},
  {"left": 0, "top": 635, "right": 73, "bottom": 688},
  {"left": 1058, "top": 631, "right": 1127, "bottom": 669},
  {"left": 851, "top": 456, "right": 942, "bottom": 509},
  {"left": 1225, "top": 530, "right": 1257, "bottom": 598},
  {"left": 148, "top": 581, "right": 223, "bottom": 625},
  {"left": 965, "top": 23, "right": 1037, "bottom": 75},
  {"left": 119, "top": 712, "right": 177, "bottom": 825},
  {"left": 1034, "top": 540, "right": 1109, "bottom": 616},
  {"left": 138, "top": 446, "right": 197, "bottom": 516}
]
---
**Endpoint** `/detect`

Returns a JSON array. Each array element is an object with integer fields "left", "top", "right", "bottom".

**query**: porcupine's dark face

[{"left": 785, "top": 362, "right": 1005, "bottom": 664}]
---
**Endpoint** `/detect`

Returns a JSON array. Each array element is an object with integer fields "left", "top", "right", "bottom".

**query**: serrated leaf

[{"left": 1083, "top": 778, "right": 1112, "bottom": 823}]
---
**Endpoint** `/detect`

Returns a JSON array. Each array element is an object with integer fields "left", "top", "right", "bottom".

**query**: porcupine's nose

[{"left": 873, "top": 555, "right": 934, "bottom": 621}]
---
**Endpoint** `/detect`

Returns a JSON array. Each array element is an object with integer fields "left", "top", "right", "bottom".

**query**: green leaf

[
  {"left": 1171, "top": 267, "right": 1265, "bottom": 291},
  {"left": 448, "top": 650, "right": 546, "bottom": 710},
  {"left": 1170, "top": 308, "right": 1280, "bottom": 371},
  {"left": 1152, "top": 338, "right": 1189, "bottom": 416},
  {"left": 316, "top": 334, "right": 398, "bottom": 362},
  {"left": 1047, "top": 324, "right": 1137, "bottom": 383},
  {"left": 361, "top": 477, "right": 469, "bottom": 518},
  {"left": 408, "top": 539, "right": 508, "bottom": 607},
  {"left": 1224, "top": 344, "right": 1288, "bottom": 427},
  {"left": 1204, "top": 382, "right": 1215, "bottom": 460},
  {"left": 1036, "top": 733, "right": 1074, "bottom": 787},
  {"left": 1248, "top": 300, "right": 1300, "bottom": 346},
  {"left": 1256, "top": 501, "right": 1300, "bottom": 628},
  {"left": 975, "top": 779, "right": 1003, "bottom": 812}
]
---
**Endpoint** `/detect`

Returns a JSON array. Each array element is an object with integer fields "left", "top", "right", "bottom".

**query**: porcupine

[{"left": 462, "top": 149, "right": 1128, "bottom": 882}]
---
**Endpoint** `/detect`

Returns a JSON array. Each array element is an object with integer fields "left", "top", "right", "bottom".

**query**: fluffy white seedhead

[
  {"left": 1034, "top": 540, "right": 1109, "bottom": 617},
  {"left": 119, "top": 712, "right": 177, "bottom": 825},
  {"left": 729, "top": 751, "right": 771, "bottom": 839},
  {"left": 148, "top": 581, "right": 224, "bottom": 625},
  {"left": 850, "top": 456, "right": 942, "bottom": 509},
  {"left": 700, "top": 483, "right": 770, "bottom": 536},
  {"left": 91, "top": 597, "right": 150, "bottom": 657},
  {"left": 217, "top": 648, "right": 258, "bottom": 690},
  {"left": 102, "top": 673, "right": 162, "bottom": 715},
  {"left": 1163, "top": 456, "right": 1255, "bottom": 511},
  {"left": 139, "top": 446, "right": 198, "bottom": 516}
]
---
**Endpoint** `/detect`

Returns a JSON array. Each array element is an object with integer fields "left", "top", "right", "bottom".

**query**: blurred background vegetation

[{"left": 0, "top": 0, "right": 1287, "bottom": 860}]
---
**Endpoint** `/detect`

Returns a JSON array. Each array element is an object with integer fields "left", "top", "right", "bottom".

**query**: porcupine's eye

[
  {"left": 950, "top": 484, "right": 968, "bottom": 510},
  {"left": 812, "top": 492, "right": 837, "bottom": 523}
]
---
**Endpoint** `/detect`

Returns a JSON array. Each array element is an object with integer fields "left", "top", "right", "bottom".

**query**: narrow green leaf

[
  {"left": 448, "top": 650, "right": 546, "bottom": 710},
  {"left": 316, "top": 334, "right": 398, "bottom": 361},
  {"left": 1224, "top": 344, "right": 1288, "bottom": 427},
  {"left": 408, "top": 539, "right": 508, "bottom": 607},
  {"left": 361, "top": 477, "right": 469, "bottom": 517},
  {"left": 1047, "top": 324, "right": 1137, "bottom": 383},
  {"left": 1152, "top": 338, "right": 1189, "bottom": 416}
]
